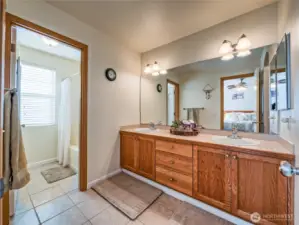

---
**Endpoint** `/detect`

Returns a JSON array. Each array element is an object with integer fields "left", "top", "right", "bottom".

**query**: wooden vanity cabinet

[
  {"left": 231, "top": 153, "right": 291, "bottom": 225},
  {"left": 121, "top": 133, "right": 138, "bottom": 172},
  {"left": 120, "top": 133, "right": 156, "bottom": 180},
  {"left": 193, "top": 146, "right": 232, "bottom": 212},
  {"left": 137, "top": 136, "right": 156, "bottom": 180},
  {"left": 120, "top": 132, "right": 293, "bottom": 225}
]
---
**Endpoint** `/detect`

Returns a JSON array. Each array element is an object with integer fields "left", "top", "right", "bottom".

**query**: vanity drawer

[
  {"left": 156, "top": 151, "right": 192, "bottom": 175},
  {"left": 156, "top": 140, "right": 192, "bottom": 157},
  {"left": 156, "top": 166, "right": 192, "bottom": 196}
]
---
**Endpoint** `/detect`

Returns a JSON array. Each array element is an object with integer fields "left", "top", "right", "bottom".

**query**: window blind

[{"left": 20, "top": 63, "right": 56, "bottom": 126}]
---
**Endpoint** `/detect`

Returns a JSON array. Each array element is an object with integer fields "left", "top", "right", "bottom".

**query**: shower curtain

[{"left": 57, "top": 78, "right": 71, "bottom": 167}]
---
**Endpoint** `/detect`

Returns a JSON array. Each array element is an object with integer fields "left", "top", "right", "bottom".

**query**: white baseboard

[
  {"left": 122, "top": 169, "right": 252, "bottom": 225},
  {"left": 28, "top": 158, "right": 57, "bottom": 169},
  {"left": 87, "top": 169, "right": 122, "bottom": 189}
]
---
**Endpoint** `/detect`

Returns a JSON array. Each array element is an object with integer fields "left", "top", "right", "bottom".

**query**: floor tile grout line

[
  {"left": 36, "top": 199, "right": 75, "bottom": 224},
  {"left": 83, "top": 203, "right": 112, "bottom": 222},
  {"left": 28, "top": 182, "right": 58, "bottom": 196},
  {"left": 28, "top": 190, "right": 42, "bottom": 225},
  {"left": 31, "top": 185, "right": 67, "bottom": 209}
]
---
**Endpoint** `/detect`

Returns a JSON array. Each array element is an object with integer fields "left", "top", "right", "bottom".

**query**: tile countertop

[{"left": 120, "top": 126, "right": 294, "bottom": 160}]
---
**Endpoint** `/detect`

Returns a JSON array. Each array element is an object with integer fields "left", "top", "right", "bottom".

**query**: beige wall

[
  {"left": 141, "top": 72, "right": 180, "bottom": 124},
  {"left": 141, "top": 3, "right": 278, "bottom": 71},
  {"left": 275, "top": 0, "right": 299, "bottom": 224},
  {"left": 18, "top": 45, "right": 80, "bottom": 165},
  {"left": 7, "top": 0, "right": 141, "bottom": 183}
]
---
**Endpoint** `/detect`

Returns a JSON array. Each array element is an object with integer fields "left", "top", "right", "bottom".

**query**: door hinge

[
  {"left": 0, "top": 178, "right": 4, "bottom": 199},
  {"left": 11, "top": 43, "right": 16, "bottom": 53}
]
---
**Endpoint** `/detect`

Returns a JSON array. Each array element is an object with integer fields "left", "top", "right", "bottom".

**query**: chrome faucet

[
  {"left": 228, "top": 126, "right": 241, "bottom": 139},
  {"left": 149, "top": 121, "right": 162, "bottom": 130}
]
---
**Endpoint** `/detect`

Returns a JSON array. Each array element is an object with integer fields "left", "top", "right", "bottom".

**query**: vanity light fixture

[
  {"left": 219, "top": 34, "right": 252, "bottom": 61},
  {"left": 144, "top": 61, "right": 167, "bottom": 76},
  {"left": 152, "top": 71, "right": 160, "bottom": 76}
]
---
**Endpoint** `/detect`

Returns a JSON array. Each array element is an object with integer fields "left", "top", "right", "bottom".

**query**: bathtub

[{"left": 69, "top": 145, "right": 79, "bottom": 172}]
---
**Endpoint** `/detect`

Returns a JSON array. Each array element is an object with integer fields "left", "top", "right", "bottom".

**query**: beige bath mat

[
  {"left": 92, "top": 172, "right": 162, "bottom": 220},
  {"left": 41, "top": 166, "right": 76, "bottom": 183}
]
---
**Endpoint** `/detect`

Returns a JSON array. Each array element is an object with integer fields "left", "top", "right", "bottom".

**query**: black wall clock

[
  {"left": 157, "top": 84, "right": 162, "bottom": 92},
  {"left": 105, "top": 68, "right": 117, "bottom": 81}
]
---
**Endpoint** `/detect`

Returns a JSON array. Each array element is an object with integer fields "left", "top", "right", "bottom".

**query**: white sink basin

[
  {"left": 134, "top": 128, "right": 160, "bottom": 133},
  {"left": 212, "top": 136, "right": 260, "bottom": 146}
]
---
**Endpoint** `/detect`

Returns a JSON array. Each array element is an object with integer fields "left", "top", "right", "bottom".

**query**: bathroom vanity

[{"left": 120, "top": 128, "right": 294, "bottom": 225}]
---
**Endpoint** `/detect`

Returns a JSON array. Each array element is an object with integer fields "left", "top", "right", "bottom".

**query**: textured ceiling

[{"left": 47, "top": 0, "right": 278, "bottom": 53}]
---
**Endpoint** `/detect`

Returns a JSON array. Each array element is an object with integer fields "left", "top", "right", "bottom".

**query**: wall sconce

[
  {"left": 144, "top": 61, "right": 167, "bottom": 76},
  {"left": 219, "top": 34, "right": 252, "bottom": 61},
  {"left": 203, "top": 84, "right": 214, "bottom": 100}
]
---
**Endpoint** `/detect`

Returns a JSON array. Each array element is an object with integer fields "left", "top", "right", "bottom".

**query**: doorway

[
  {"left": 166, "top": 79, "right": 179, "bottom": 125},
  {"left": 220, "top": 73, "right": 260, "bottom": 133},
  {"left": 3, "top": 13, "right": 88, "bottom": 224}
]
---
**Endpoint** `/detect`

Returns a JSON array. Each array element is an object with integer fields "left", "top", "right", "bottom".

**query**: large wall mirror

[{"left": 140, "top": 34, "right": 291, "bottom": 135}]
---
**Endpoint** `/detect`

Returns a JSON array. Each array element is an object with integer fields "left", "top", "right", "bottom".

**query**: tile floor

[{"left": 10, "top": 163, "right": 233, "bottom": 225}]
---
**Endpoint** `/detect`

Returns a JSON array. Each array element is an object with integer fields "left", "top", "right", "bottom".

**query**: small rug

[
  {"left": 92, "top": 172, "right": 162, "bottom": 220},
  {"left": 41, "top": 166, "right": 76, "bottom": 183}
]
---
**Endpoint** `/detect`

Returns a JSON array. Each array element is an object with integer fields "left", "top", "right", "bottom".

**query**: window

[{"left": 20, "top": 63, "right": 56, "bottom": 126}]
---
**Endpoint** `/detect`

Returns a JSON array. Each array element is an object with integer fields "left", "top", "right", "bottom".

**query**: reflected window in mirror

[{"left": 270, "top": 55, "right": 277, "bottom": 111}]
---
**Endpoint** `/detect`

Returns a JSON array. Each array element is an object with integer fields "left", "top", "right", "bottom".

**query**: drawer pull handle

[
  {"left": 225, "top": 154, "right": 229, "bottom": 158},
  {"left": 170, "top": 160, "right": 175, "bottom": 164},
  {"left": 169, "top": 178, "right": 175, "bottom": 182}
]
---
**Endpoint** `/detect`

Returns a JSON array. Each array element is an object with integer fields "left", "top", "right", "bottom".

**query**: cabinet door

[
  {"left": 137, "top": 136, "right": 155, "bottom": 180},
  {"left": 121, "top": 134, "right": 138, "bottom": 172},
  {"left": 193, "top": 146, "right": 231, "bottom": 212},
  {"left": 231, "top": 153, "right": 292, "bottom": 225}
]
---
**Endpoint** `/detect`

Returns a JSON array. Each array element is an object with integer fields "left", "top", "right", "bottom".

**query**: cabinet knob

[
  {"left": 233, "top": 156, "right": 237, "bottom": 160},
  {"left": 171, "top": 145, "right": 174, "bottom": 149},
  {"left": 225, "top": 154, "right": 229, "bottom": 158},
  {"left": 170, "top": 160, "right": 175, "bottom": 164},
  {"left": 169, "top": 178, "right": 175, "bottom": 182}
]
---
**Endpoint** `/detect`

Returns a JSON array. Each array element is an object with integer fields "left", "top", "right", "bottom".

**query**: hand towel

[{"left": 4, "top": 91, "right": 30, "bottom": 190}]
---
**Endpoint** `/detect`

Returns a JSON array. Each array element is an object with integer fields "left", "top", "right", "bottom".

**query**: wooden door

[
  {"left": 193, "top": 146, "right": 231, "bottom": 212},
  {"left": 0, "top": 1, "right": 6, "bottom": 225},
  {"left": 231, "top": 152, "right": 292, "bottom": 225},
  {"left": 166, "top": 79, "right": 179, "bottom": 125},
  {"left": 120, "top": 134, "right": 138, "bottom": 172},
  {"left": 137, "top": 136, "right": 155, "bottom": 180}
]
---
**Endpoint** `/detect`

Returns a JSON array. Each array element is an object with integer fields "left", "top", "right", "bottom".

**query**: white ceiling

[
  {"left": 16, "top": 26, "right": 81, "bottom": 61},
  {"left": 46, "top": 0, "right": 278, "bottom": 53}
]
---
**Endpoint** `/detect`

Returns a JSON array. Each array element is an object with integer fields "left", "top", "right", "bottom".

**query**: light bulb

[
  {"left": 219, "top": 40, "right": 233, "bottom": 55},
  {"left": 152, "top": 71, "right": 160, "bottom": 76},
  {"left": 236, "top": 34, "right": 251, "bottom": 50},
  {"left": 237, "top": 50, "right": 251, "bottom": 57},
  {"left": 152, "top": 61, "right": 160, "bottom": 71},
  {"left": 221, "top": 54, "right": 234, "bottom": 61},
  {"left": 144, "top": 64, "right": 152, "bottom": 74},
  {"left": 238, "top": 86, "right": 247, "bottom": 91},
  {"left": 42, "top": 36, "right": 59, "bottom": 47},
  {"left": 160, "top": 69, "right": 167, "bottom": 75}
]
